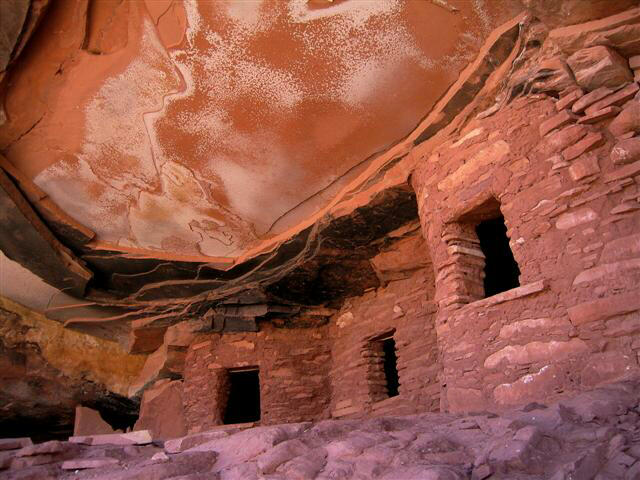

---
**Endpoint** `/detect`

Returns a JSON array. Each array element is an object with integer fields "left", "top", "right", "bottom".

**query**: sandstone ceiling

[
  {"left": 0, "top": 0, "right": 520, "bottom": 260},
  {"left": 1, "top": 0, "right": 635, "bottom": 337}
]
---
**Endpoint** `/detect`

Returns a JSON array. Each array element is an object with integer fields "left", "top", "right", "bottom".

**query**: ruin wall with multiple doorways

[
  {"left": 41, "top": 5, "right": 638, "bottom": 439},
  {"left": 176, "top": 32, "right": 640, "bottom": 430}
]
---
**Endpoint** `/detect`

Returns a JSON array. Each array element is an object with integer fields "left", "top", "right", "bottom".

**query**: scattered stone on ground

[{"left": 1, "top": 379, "right": 640, "bottom": 479}]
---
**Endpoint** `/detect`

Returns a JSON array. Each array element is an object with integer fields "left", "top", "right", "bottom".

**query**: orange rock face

[
  {"left": 0, "top": 0, "right": 519, "bottom": 258},
  {"left": 4, "top": 2, "right": 640, "bottom": 470}
]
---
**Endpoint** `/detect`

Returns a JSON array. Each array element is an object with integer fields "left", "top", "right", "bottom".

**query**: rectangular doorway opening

[
  {"left": 223, "top": 368, "right": 261, "bottom": 424},
  {"left": 381, "top": 337, "right": 399, "bottom": 398},
  {"left": 475, "top": 214, "right": 520, "bottom": 298}
]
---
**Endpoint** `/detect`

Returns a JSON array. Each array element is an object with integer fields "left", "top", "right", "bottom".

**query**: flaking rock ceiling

[{"left": 0, "top": 0, "right": 519, "bottom": 259}]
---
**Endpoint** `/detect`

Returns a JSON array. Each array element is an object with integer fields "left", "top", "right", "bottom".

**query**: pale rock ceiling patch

[{"left": 12, "top": 0, "right": 517, "bottom": 258}]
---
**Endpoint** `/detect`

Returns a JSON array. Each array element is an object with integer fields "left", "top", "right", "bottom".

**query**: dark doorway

[
  {"left": 381, "top": 338, "right": 399, "bottom": 398},
  {"left": 475, "top": 215, "right": 520, "bottom": 297},
  {"left": 223, "top": 368, "right": 261, "bottom": 424}
]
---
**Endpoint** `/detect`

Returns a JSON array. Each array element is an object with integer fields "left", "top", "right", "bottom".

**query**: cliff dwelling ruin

[{"left": 2, "top": 0, "right": 640, "bottom": 478}]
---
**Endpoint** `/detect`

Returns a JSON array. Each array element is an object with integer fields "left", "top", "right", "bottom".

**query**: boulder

[
  {"left": 134, "top": 379, "right": 187, "bottom": 440},
  {"left": 73, "top": 406, "right": 116, "bottom": 436},
  {"left": 567, "top": 46, "right": 632, "bottom": 90}
]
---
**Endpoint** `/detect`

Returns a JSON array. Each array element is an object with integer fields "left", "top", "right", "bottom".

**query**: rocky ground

[{"left": 2, "top": 379, "right": 640, "bottom": 480}]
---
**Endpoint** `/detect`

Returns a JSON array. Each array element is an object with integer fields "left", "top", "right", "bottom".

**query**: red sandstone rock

[
  {"left": 562, "top": 131, "right": 605, "bottom": 160},
  {"left": 129, "top": 344, "right": 186, "bottom": 397},
  {"left": 3, "top": 8, "right": 640, "bottom": 469},
  {"left": 370, "top": 230, "right": 430, "bottom": 283},
  {"left": 567, "top": 291, "right": 640, "bottom": 326},
  {"left": 524, "top": 0, "right": 638, "bottom": 30},
  {"left": 531, "top": 58, "right": 577, "bottom": 94},
  {"left": 494, "top": 366, "right": 566, "bottom": 406},
  {"left": 484, "top": 339, "right": 589, "bottom": 369},
  {"left": 567, "top": 46, "right": 633, "bottom": 90},
  {"left": 609, "top": 101, "right": 640, "bottom": 137},
  {"left": 556, "top": 88, "right": 584, "bottom": 111},
  {"left": 611, "top": 137, "right": 640, "bottom": 164},
  {"left": 73, "top": 406, "right": 116, "bottom": 436},
  {"left": 164, "top": 320, "right": 207, "bottom": 348},
  {"left": 539, "top": 124, "right": 588, "bottom": 155},
  {"left": 446, "top": 387, "right": 486, "bottom": 412},
  {"left": 584, "top": 82, "right": 639, "bottom": 114},
  {"left": 548, "top": 7, "right": 640, "bottom": 54},
  {"left": 572, "top": 86, "right": 616, "bottom": 113},
  {"left": 9, "top": 454, "right": 58, "bottom": 470},
  {"left": 125, "top": 326, "right": 167, "bottom": 355},
  {"left": 539, "top": 110, "right": 577, "bottom": 136},
  {"left": 604, "top": 159, "right": 640, "bottom": 183},
  {"left": 573, "top": 258, "right": 640, "bottom": 285},
  {"left": 578, "top": 105, "right": 621, "bottom": 124},
  {"left": 568, "top": 153, "right": 600, "bottom": 180},
  {"left": 134, "top": 379, "right": 187, "bottom": 440},
  {"left": 601, "top": 232, "right": 640, "bottom": 262},
  {"left": 580, "top": 352, "right": 638, "bottom": 387},
  {"left": 256, "top": 438, "right": 312, "bottom": 474}
]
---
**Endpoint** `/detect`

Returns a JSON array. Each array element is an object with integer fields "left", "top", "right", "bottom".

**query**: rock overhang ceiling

[
  {"left": 2, "top": 0, "right": 636, "bottom": 338},
  {"left": 1, "top": 0, "right": 520, "bottom": 260},
  {"left": 0, "top": 0, "right": 534, "bottom": 337}
]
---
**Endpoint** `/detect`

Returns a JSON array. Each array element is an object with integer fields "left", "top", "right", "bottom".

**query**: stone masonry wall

[
  {"left": 182, "top": 323, "right": 331, "bottom": 433},
  {"left": 411, "top": 9, "right": 640, "bottom": 412},
  {"left": 328, "top": 231, "right": 440, "bottom": 419}
]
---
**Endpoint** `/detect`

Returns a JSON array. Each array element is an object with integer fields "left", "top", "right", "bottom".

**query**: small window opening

[
  {"left": 475, "top": 214, "right": 520, "bottom": 297},
  {"left": 223, "top": 368, "right": 261, "bottom": 424},
  {"left": 381, "top": 337, "right": 400, "bottom": 398}
]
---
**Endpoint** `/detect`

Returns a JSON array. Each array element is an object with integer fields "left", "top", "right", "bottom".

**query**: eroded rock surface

[
  {"left": 1, "top": 380, "right": 640, "bottom": 479},
  {"left": 1, "top": 0, "right": 640, "bottom": 467},
  {"left": 0, "top": 298, "right": 144, "bottom": 441}
]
